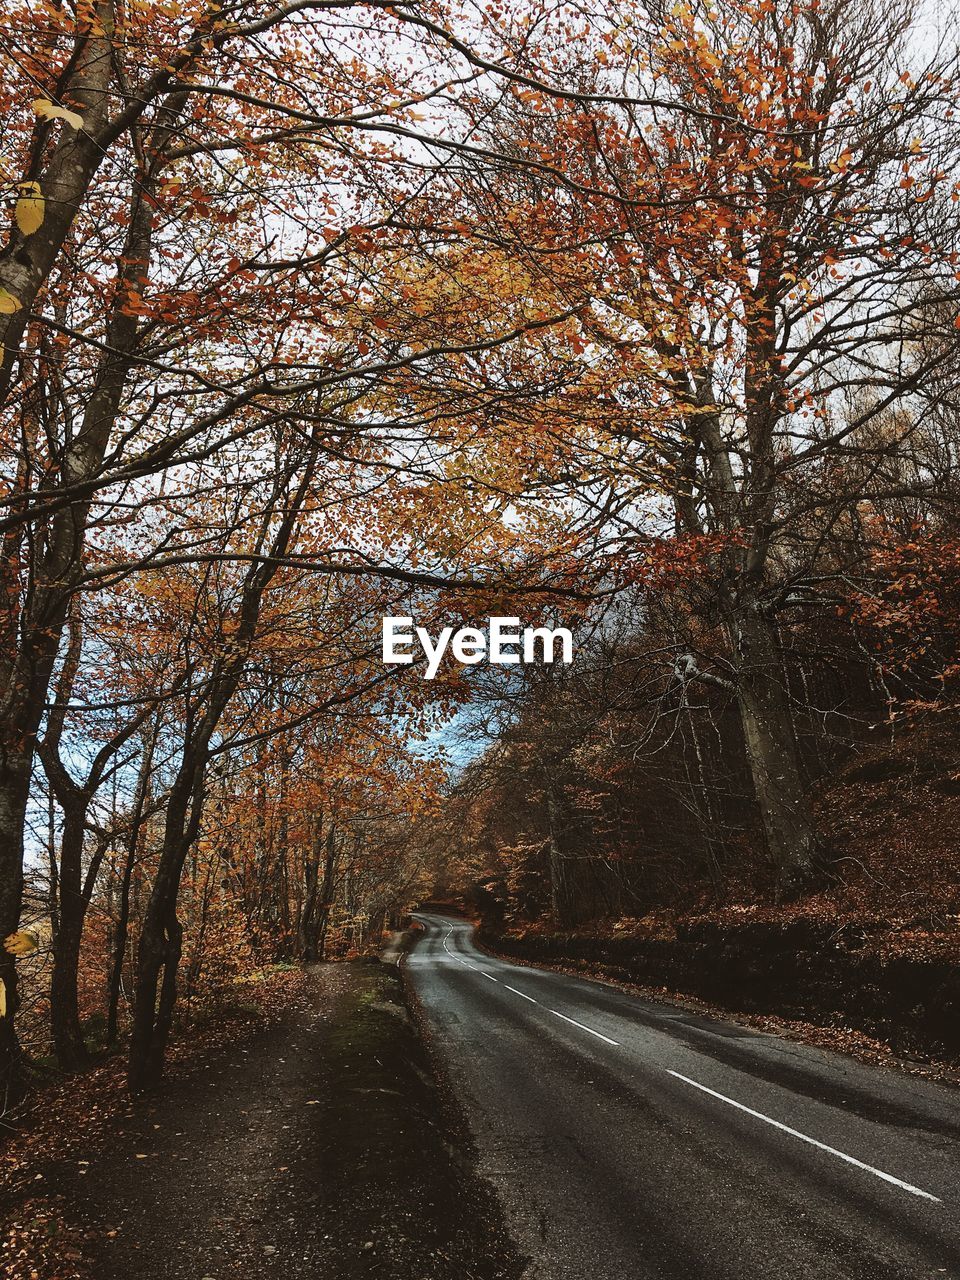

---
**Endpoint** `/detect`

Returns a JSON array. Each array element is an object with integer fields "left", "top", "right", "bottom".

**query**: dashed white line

[
  {"left": 548, "top": 1008, "right": 620, "bottom": 1046},
  {"left": 424, "top": 919, "right": 942, "bottom": 1206},
  {"left": 666, "top": 1070, "right": 941, "bottom": 1203},
  {"left": 504, "top": 984, "right": 538, "bottom": 1004},
  {"left": 436, "top": 922, "right": 615, "bottom": 1044}
]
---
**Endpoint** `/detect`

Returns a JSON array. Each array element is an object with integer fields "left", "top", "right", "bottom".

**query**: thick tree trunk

[
  {"left": 0, "top": 164, "right": 158, "bottom": 1090},
  {"left": 733, "top": 600, "right": 822, "bottom": 896}
]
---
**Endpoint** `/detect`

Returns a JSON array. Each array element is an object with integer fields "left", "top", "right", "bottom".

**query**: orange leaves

[{"left": 120, "top": 287, "right": 150, "bottom": 318}]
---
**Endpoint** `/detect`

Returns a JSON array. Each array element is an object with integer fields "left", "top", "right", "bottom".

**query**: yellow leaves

[
  {"left": 0, "top": 979, "right": 5, "bottom": 1019},
  {"left": 4, "top": 930, "right": 40, "bottom": 957},
  {"left": 32, "top": 97, "right": 85, "bottom": 130},
  {"left": 0, "top": 288, "right": 22, "bottom": 315},
  {"left": 15, "top": 182, "right": 44, "bottom": 236}
]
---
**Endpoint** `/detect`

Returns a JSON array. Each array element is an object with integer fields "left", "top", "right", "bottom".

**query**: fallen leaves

[{"left": 0, "top": 969, "right": 310, "bottom": 1280}]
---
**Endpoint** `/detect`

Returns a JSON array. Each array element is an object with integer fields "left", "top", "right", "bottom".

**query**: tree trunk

[
  {"left": 0, "top": 753, "right": 30, "bottom": 1104},
  {"left": 106, "top": 734, "right": 156, "bottom": 1047},
  {"left": 128, "top": 768, "right": 201, "bottom": 1091},
  {"left": 49, "top": 804, "right": 89, "bottom": 1071},
  {"left": 315, "top": 821, "right": 338, "bottom": 961},
  {"left": 127, "top": 442, "right": 320, "bottom": 1089},
  {"left": 0, "top": 163, "right": 159, "bottom": 1092},
  {"left": 297, "top": 814, "right": 323, "bottom": 962},
  {"left": 733, "top": 599, "right": 822, "bottom": 896},
  {"left": 544, "top": 775, "right": 567, "bottom": 927}
]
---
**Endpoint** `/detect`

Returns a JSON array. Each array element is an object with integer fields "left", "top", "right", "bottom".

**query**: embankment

[{"left": 480, "top": 916, "right": 960, "bottom": 1065}]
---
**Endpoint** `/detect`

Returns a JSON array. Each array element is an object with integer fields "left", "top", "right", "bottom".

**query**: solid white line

[
  {"left": 666, "top": 1071, "right": 941, "bottom": 1202},
  {"left": 504, "top": 984, "right": 538, "bottom": 1004},
  {"left": 549, "top": 1008, "right": 619, "bottom": 1046}
]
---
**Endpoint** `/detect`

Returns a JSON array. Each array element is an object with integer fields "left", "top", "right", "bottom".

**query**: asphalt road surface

[{"left": 407, "top": 913, "right": 960, "bottom": 1280}]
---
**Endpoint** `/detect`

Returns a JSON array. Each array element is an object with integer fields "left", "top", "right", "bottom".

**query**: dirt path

[{"left": 24, "top": 961, "right": 522, "bottom": 1280}]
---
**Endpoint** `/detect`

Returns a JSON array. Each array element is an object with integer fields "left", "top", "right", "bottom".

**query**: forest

[{"left": 1, "top": 0, "right": 959, "bottom": 1126}]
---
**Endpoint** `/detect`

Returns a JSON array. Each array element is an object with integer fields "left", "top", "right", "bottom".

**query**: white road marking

[
  {"left": 548, "top": 1008, "right": 620, "bottom": 1046},
  {"left": 504, "top": 984, "right": 538, "bottom": 1004},
  {"left": 428, "top": 919, "right": 940, "bottom": 1207},
  {"left": 666, "top": 1070, "right": 941, "bottom": 1203},
  {"left": 441, "top": 922, "right": 476, "bottom": 969}
]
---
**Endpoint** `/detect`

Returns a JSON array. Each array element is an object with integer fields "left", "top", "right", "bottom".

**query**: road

[{"left": 406, "top": 913, "right": 960, "bottom": 1280}]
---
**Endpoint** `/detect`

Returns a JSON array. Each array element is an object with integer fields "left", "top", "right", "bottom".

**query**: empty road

[{"left": 407, "top": 913, "right": 960, "bottom": 1279}]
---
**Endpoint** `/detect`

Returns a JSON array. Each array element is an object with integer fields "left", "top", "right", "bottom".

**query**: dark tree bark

[
  {"left": 297, "top": 812, "right": 324, "bottom": 963},
  {"left": 0, "top": 157, "right": 156, "bottom": 1094},
  {"left": 315, "top": 821, "right": 339, "bottom": 961},
  {"left": 47, "top": 802, "right": 90, "bottom": 1071}
]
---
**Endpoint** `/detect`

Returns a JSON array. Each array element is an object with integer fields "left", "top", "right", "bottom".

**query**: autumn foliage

[{"left": 0, "top": 0, "right": 958, "bottom": 1105}]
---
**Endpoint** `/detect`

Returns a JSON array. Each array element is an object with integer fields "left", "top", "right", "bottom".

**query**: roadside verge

[
  {"left": 2, "top": 960, "right": 524, "bottom": 1280},
  {"left": 478, "top": 920, "right": 960, "bottom": 1083}
]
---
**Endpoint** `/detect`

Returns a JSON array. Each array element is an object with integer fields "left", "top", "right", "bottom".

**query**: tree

[
  {"left": 0, "top": 0, "right": 590, "bottom": 1094},
  {"left": 447, "top": 0, "right": 960, "bottom": 890}
]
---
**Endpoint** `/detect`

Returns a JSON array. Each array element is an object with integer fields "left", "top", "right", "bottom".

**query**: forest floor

[{"left": 1, "top": 960, "right": 522, "bottom": 1280}]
